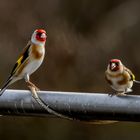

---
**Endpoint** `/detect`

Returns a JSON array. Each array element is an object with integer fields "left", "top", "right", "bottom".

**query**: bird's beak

[
  {"left": 41, "top": 33, "right": 46, "bottom": 39},
  {"left": 111, "top": 63, "right": 116, "bottom": 70}
]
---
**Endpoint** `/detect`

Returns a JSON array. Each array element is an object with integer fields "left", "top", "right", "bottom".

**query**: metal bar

[{"left": 0, "top": 89, "right": 140, "bottom": 122}]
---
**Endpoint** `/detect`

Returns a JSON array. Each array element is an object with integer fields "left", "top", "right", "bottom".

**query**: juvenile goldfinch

[
  {"left": 0, "top": 29, "right": 47, "bottom": 95},
  {"left": 105, "top": 59, "right": 140, "bottom": 96}
]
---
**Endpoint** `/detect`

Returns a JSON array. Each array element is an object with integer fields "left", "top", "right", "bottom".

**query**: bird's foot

[
  {"left": 116, "top": 92, "right": 127, "bottom": 96},
  {"left": 108, "top": 92, "right": 116, "bottom": 97},
  {"left": 27, "top": 81, "right": 40, "bottom": 91},
  {"left": 28, "top": 85, "right": 39, "bottom": 99}
]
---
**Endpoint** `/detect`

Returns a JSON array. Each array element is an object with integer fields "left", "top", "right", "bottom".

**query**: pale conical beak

[
  {"left": 41, "top": 33, "right": 46, "bottom": 39},
  {"left": 111, "top": 63, "right": 116, "bottom": 70}
]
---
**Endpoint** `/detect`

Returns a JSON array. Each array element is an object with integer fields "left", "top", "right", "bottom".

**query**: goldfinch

[
  {"left": 105, "top": 59, "right": 140, "bottom": 96},
  {"left": 0, "top": 29, "right": 73, "bottom": 120},
  {"left": 0, "top": 29, "right": 47, "bottom": 95}
]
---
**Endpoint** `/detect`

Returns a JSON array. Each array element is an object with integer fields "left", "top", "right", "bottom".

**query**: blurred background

[{"left": 0, "top": 0, "right": 140, "bottom": 139}]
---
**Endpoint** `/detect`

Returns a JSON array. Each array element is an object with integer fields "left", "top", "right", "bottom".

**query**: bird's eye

[
  {"left": 37, "top": 32, "right": 42, "bottom": 37},
  {"left": 116, "top": 62, "right": 119, "bottom": 66}
]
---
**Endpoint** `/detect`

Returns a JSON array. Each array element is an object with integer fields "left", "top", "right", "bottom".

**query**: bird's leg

[
  {"left": 108, "top": 92, "right": 116, "bottom": 97},
  {"left": 27, "top": 81, "right": 40, "bottom": 91},
  {"left": 25, "top": 74, "right": 40, "bottom": 91},
  {"left": 117, "top": 88, "right": 132, "bottom": 96},
  {"left": 28, "top": 85, "right": 47, "bottom": 107}
]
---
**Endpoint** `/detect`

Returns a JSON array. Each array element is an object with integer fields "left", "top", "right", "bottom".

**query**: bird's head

[
  {"left": 107, "top": 59, "right": 124, "bottom": 73},
  {"left": 31, "top": 29, "right": 47, "bottom": 46}
]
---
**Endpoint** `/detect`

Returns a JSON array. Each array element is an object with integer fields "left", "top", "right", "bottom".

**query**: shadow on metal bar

[{"left": 0, "top": 89, "right": 140, "bottom": 122}]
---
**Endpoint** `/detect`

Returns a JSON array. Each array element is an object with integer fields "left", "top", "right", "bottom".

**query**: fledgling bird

[
  {"left": 105, "top": 59, "right": 140, "bottom": 96},
  {"left": 0, "top": 29, "right": 47, "bottom": 95}
]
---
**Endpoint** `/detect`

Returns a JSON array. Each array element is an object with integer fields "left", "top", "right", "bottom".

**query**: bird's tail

[
  {"left": 134, "top": 80, "right": 140, "bottom": 84},
  {"left": 0, "top": 76, "right": 13, "bottom": 96}
]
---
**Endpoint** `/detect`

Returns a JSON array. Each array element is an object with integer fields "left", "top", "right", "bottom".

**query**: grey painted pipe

[{"left": 0, "top": 89, "right": 140, "bottom": 122}]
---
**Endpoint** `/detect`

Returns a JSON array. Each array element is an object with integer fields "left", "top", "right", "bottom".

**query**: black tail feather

[
  {"left": 0, "top": 77, "right": 13, "bottom": 96},
  {"left": 134, "top": 80, "right": 140, "bottom": 84}
]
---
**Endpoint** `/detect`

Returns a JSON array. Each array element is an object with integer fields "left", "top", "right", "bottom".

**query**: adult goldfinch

[
  {"left": 0, "top": 29, "right": 47, "bottom": 95},
  {"left": 0, "top": 29, "right": 73, "bottom": 120},
  {"left": 105, "top": 59, "right": 140, "bottom": 96}
]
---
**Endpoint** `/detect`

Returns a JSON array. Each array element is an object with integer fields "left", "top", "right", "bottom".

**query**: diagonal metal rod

[{"left": 0, "top": 89, "right": 140, "bottom": 122}]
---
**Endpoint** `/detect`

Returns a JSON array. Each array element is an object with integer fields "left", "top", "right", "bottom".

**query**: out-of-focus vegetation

[{"left": 0, "top": 0, "right": 140, "bottom": 140}]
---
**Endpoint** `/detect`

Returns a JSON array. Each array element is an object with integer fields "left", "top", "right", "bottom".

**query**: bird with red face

[
  {"left": 0, "top": 29, "right": 47, "bottom": 95},
  {"left": 105, "top": 59, "right": 140, "bottom": 96},
  {"left": 0, "top": 29, "right": 74, "bottom": 120}
]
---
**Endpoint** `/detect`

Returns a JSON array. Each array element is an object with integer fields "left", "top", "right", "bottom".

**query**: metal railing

[{"left": 0, "top": 89, "right": 139, "bottom": 122}]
